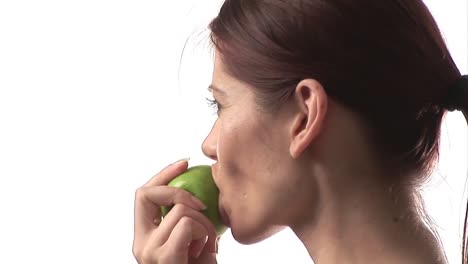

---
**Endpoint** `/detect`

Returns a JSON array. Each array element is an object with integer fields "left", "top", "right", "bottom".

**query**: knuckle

[
  {"left": 171, "top": 203, "right": 189, "bottom": 216},
  {"left": 135, "top": 187, "right": 146, "bottom": 200},
  {"left": 132, "top": 246, "right": 145, "bottom": 263},
  {"left": 179, "top": 216, "right": 193, "bottom": 227},
  {"left": 132, "top": 246, "right": 140, "bottom": 259},
  {"left": 158, "top": 254, "right": 171, "bottom": 264},
  {"left": 140, "top": 246, "right": 158, "bottom": 264},
  {"left": 133, "top": 244, "right": 159, "bottom": 264}
]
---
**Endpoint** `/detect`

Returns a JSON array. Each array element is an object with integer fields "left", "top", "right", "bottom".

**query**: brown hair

[{"left": 207, "top": 0, "right": 468, "bottom": 262}]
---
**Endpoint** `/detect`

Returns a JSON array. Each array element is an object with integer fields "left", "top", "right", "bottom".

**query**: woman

[{"left": 133, "top": 0, "right": 468, "bottom": 263}]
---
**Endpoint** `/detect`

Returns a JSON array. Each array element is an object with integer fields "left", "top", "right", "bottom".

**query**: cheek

[
  {"left": 216, "top": 120, "right": 258, "bottom": 176},
  {"left": 216, "top": 118, "right": 285, "bottom": 200},
  {"left": 227, "top": 170, "right": 292, "bottom": 244},
  {"left": 215, "top": 117, "right": 292, "bottom": 241}
]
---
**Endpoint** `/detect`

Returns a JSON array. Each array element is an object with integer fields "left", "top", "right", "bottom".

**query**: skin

[
  {"left": 133, "top": 160, "right": 218, "bottom": 264},
  {"left": 201, "top": 53, "right": 448, "bottom": 264},
  {"left": 133, "top": 52, "right": 448, "bottom": 264}
]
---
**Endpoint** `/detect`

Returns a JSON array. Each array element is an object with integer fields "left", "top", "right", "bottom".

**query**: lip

[{"left": 211, "top": 164, "right": 219, "bottom": 183}]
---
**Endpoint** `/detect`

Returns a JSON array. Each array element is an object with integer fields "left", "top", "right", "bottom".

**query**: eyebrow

[{"left": 208, "top": 84, "right": 227, "bottom": 96}]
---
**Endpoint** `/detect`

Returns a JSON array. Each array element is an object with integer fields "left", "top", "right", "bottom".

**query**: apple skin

[{"left": 161, "top": 165, "right": 227, "bottom": 237}]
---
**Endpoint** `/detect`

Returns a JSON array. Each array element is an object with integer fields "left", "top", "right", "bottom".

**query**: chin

[{"left": 231, "top": 224, "right": 286, "bottom": 245}]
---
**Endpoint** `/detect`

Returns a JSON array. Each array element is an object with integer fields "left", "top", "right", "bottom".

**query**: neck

[{"left": 289, "top": 167, "right": 447, "bottom": 264}]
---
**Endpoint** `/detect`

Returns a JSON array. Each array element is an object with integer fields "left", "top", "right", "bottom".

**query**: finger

[
  {"left": 194, "top": 249, "right": 217, "bottom": 264},
  {"left": 204, "top": 229, "right": 218, "bottom": 255},
  {"left": 189, "top": 237, "right": 208, "bottom": 259},
  {"left": 134, "top": 185, "right": 207, "bottom": 240},
  {"left": 151, "top": 204, "right": 217, "bottom": 249},
  {"left": 165, "top": 217, "right": 208, "bottom": 259},
  {"left": 143, "top": 159, "right": 189, "bottom": 187},
  {"left": 189, "top": 237, "right": 218, "bottom": 264}
]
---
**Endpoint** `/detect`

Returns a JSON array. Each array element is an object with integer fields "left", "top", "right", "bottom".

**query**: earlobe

[{"left": 289, "top": 79, "right": 328, "bottom": 159}]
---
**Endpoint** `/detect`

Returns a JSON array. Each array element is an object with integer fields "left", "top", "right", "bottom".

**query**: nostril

[
  {"left": 201, "top": 144, "right": 217, "bottom": 161},
  {"left": 201, "top": 124, "right": 218, "bottom": 160}
]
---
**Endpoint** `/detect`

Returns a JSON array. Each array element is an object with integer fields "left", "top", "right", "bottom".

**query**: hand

[{"left": 133, "top": 160, "right": 218, "bottom": 264}]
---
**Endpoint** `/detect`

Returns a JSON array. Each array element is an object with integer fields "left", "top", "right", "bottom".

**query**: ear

[{"left": 289, "top": 79, "right": 328, "bottom": 159}]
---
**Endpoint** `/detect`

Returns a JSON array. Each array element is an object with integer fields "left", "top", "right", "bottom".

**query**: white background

[{"left": 0, "top": 1, "right": 466, "bottom": 263}]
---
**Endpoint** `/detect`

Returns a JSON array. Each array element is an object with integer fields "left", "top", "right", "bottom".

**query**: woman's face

[{"left": 202, "top": 55, "right": 308, "bottom": 244}]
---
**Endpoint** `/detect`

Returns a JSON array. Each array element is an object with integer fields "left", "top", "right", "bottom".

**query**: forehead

[
  {"left": 212, "top": 53, "right": 228, "bottom": 79},
  {"left": 211, "top": 54, "right": 250, "bottom": 95},
  {"left": 211, "top": 56, "right": 232, "bottom": 92}
]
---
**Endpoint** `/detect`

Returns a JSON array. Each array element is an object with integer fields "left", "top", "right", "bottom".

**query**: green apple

[{"left": 161, "top": 165, "right": 227, "bottom": 237}]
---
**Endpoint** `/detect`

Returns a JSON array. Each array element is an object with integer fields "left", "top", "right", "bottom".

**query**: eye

[{"left": 205, "top": 97, "right": 222, "bottom": 115}]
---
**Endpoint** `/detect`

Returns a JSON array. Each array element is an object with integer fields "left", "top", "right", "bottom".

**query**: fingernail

[
  {"left": 191, "top": 195, "right": 207, "bottom": 210},
  {"left": 195, "top": 246, "right": 204, "bottom": 259},
  {"left": 215, "top": 237, "right": 220, "bottom": 254},
  {"left": 173, "top": 157, "right": 190, "bottom": 165},
  {"left": 191, "top": 196, "right": 207, "bottom": 210}
]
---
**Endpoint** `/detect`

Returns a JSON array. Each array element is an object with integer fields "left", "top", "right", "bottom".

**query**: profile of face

[{"left": 202, "top": 53, "right": 322, "bottom": 244}]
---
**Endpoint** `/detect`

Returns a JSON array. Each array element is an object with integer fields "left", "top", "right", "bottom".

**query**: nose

[{"left": 202, "top": 120, "right": 219, "bottom": 161}]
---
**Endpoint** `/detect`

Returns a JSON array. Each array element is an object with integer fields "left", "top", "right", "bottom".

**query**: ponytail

[{"left": 446, "top": 75, "right": 468, "bottom": 264}]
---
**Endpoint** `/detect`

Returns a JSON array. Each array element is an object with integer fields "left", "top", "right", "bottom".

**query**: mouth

[{"left": 211, "top": 163, "right": 220, "bottom": 183}]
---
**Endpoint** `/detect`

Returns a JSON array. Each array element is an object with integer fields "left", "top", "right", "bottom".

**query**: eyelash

[{"left": 206, "top": 97, "right": 222, "bottom": 115}]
